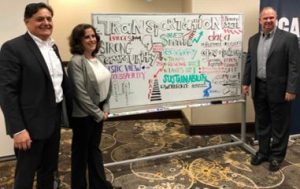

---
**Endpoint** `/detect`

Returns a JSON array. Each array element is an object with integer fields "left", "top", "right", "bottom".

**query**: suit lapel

[
  {"left": 253, "top": 34, "right": 260, "bottom": 51},
  {"left": 268, "top": 28, "right": 282, "bottom": 58},
  {"left": 24, "top": 33, "right": 52, "bottom": 81},
  {"left": 52, "top": 43, "right": 67, "bottom": 78},
  {"left": 252, "top": 33, "right": 260, "bottom": 66}
]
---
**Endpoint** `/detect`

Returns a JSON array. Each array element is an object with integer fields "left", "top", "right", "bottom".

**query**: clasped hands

[{"left": 103, "top": 112, "right": 109, "bottom": 121}]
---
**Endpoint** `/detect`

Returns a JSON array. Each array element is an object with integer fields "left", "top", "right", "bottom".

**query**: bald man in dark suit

[
  {"left": 242, "top": 7, "right": 299, "bottom": 172},
  {"left": 0, "top": 3, "right": 72, "bottom": 189}
]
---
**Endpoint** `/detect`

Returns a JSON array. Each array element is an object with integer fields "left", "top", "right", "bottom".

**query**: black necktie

[{"left": 263, "top": 33, "right": 271, "bottom": 39}]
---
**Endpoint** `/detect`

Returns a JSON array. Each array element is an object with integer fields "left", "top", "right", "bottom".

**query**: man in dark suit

[
  {"left": 242, "top": 6, "right": 299, "bottom": 172},
  {"left": 0, "top": 3, "right": 72, "bottom": 189}
]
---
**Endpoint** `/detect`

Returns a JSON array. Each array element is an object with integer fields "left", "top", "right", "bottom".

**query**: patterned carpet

[{"left": 1, "top": 118, "right": 300, "bottom": 189}]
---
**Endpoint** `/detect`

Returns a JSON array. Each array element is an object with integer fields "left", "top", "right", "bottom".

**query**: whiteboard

[{"left": 92, "top": 14, "right": 244, "bottom": 115}]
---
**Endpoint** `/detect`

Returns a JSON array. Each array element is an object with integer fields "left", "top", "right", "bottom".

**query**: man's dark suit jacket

[
  {"left": 0, "top": 33, "right": 72, "bottom": 140},
  {"left": 243, "top": 28, "right": 299, "bottom": 102}
]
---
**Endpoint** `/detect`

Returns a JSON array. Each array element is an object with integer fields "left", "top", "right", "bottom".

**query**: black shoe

[
  {"left": 269, "top": 160, "right": 281, "bottom": 172},
  {"left": 251, "top": 154, "right": 268, "bottom": 165}
]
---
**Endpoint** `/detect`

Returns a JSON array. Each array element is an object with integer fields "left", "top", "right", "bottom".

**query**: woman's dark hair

[
  {"left": 69, "top": 24, "right": 100, "bottom": 56},
  {"left": 24, "top": 2, "right": 53, "bottom": 19}
]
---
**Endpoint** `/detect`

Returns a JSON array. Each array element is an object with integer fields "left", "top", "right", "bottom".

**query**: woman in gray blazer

[{"left": 68, "top": 24, "right": 120, "bottom": 189}]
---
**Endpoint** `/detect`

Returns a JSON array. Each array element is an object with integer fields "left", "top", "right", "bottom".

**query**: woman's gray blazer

[{"left": 67, "top": 54, "right": 112, "bottom": 122}]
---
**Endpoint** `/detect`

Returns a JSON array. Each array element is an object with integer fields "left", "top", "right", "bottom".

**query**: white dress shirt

[
  {"left": 87, "top": 58, "right": 111, "bottom": 102},
  {"left": 29, "top": 32, "right": 63, "bottom": 103}
]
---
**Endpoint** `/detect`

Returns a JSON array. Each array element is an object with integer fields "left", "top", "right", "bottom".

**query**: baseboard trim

[
  {"left": 186, "top": 122, "right": 255, "bottom": 135},
  {"left": 109, "top": 110, "right": 255, "bottom": 135},
  {"left": 0, "top": 155, "right": 15, "bottom": 162}
]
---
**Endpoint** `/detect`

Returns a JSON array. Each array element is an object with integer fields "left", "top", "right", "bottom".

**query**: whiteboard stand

[
  {"left": 104, "top": 99, "right": 257, "bottom": 167},
  {"left": 231, "top": 98, "right": 256, "bottom": 155}
]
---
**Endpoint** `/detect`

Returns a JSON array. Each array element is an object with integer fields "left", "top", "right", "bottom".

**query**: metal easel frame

[{"left": 104, "top": 98, "right": 256, "bottom": 167}]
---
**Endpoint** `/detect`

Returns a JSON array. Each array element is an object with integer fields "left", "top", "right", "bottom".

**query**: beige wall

[{"left": 182, "top": 0, "right": 192, "bottom": 13}]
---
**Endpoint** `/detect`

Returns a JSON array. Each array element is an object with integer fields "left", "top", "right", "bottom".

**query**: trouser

[
  {"left": 253, "top": 78, "right": 291, "bottom": 161},
  {"left": 14, "top": 104, "right": 61, "bottom": 189},
  {"left": 71, "top": 116, "right": 112, "bottom": 189}
]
